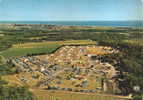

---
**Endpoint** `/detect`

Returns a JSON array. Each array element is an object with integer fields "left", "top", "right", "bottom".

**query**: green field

[
  {"left": 0, "top": 40, "right": 96, "bottom": 57},
  {"left": 0, "top": 43, "right": 60, "bottom": 57}
]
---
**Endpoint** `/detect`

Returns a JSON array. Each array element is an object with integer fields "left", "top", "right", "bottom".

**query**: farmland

[{"left": 0, "top": 40, "right": 96, "bottom": 57}]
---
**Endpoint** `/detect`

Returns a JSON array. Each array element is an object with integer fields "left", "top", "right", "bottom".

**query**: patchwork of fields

[{"left": 0, "top": 40, "right": 96, "bottom": 57}]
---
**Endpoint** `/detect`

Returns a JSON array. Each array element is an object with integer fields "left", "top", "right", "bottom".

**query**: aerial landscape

[{"left": 0, "top": 0, "right": 143, "bottom": 100}]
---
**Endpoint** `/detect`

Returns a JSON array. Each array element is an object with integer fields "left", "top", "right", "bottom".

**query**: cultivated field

[{"left": 0, "top": 40, "right": 96, "bottom": 57}]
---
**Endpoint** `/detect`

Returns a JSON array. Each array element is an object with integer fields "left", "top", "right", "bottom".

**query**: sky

[{"left": 0, "top": 0, "right": 143, "bottom": 21}]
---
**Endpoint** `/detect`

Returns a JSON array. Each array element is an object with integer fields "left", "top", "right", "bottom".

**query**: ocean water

[{"left": 0, "top": 21, "right": 143, "bottom": 27}]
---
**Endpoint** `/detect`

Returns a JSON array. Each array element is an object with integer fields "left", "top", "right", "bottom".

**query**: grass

[
  {"left": 0, "top": 40, "right": 96, "bottom": 57},
  {"left": 0, "top": 44, "right": 60, "bottom": 57},
  {"left": 2, "top": 75, "right": 23, "bottom": 86},
  {"left": 123, "top": 39, "right": 143, "bottom": 46},
  {"left": 32, "top": 89, "right": 129, "bottom": 100}
]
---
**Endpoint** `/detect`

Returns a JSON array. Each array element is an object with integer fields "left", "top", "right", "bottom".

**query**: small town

[{"left": 12, "top": 45, "right": 120, "bottom": 94}]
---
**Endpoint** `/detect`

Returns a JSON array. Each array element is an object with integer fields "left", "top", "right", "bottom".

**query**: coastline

[{"left": 0, "top": 21, "right": 143, "bottom": 28}]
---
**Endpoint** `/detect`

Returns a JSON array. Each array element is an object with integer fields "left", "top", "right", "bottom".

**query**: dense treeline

[{"left": 100, "top": 40, "right": 143, "bottom": 98}]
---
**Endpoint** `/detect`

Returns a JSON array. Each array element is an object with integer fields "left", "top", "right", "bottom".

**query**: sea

[{"left": 0, "top": 21, "right": 143, "bottom": 27}]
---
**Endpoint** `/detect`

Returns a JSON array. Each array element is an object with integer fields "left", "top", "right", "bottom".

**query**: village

[{"left": 12, "top": 45, "right": 120, "bottom": 94}]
